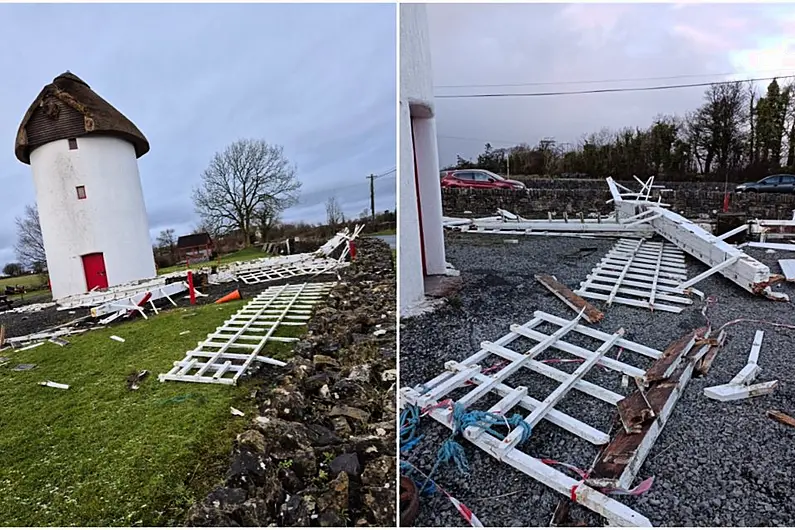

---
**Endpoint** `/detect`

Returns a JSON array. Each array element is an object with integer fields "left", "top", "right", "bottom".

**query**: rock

[
  {"left": 226, "top": 450, "right": 270, "bottom": 488},
  {"left": 184, "top": 487, "right": 249, "bottom": 526},
  {"left": 346, "top": 364, "right": 371, "bottom": 383},
  {"left": 236, "top": 430, "right": 267, "bottom": 453},
  {"left": 330, "top": 416, "right": 352, "bottom": 436},
  {"left": 307, "top": 423, "right": 343, "bottom": 446},
  {"left": 362, "top": 486, "right": 396, "bottom": 525},
  {"left": 329, "top": 404, "right": 370, "bottom": 423},
  {"left": 361, "top": 456, "right": 395, "bottom": 487},
  {"left": 234, "top": 497, "right": 272, "bottom": 526},
  {"left": 264, "top": 385, "right": 306, "bottom": 421},
  {"left": 331, "top": 379, "right": 368, "bottom": 401},
  {"left": 279, "top": 494, "right": 314, "bottom": 526},
  {"left": 330, "top": 453, "right": 361, "bottom": 476},
  {"left": 278, "top": 468, "right": 305, "bottom": 494},
  {"left": 313, "top": 354, "right": 340, "bottom": 368},
  {"left": 316, "top": 471, "right": 350, "bottom": 515}
]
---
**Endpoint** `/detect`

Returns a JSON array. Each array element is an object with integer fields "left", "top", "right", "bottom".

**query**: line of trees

[{"left": 450, "top": 79, "right": 795, "bottom": 183}]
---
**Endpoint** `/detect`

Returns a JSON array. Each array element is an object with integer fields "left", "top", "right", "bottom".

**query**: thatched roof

[{"left": 15, "top": 72, "right": 149, "bottom": 164}]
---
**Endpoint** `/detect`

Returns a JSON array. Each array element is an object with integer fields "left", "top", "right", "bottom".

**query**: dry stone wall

[{"left": 442, "top": 180, "right": 795, "bottom": 220}]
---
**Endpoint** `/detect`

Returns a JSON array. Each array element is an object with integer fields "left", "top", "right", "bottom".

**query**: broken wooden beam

[
  {"left": 767, "top": 410, "right": 795, "bottom": 429},
  {"left": 535, "top": 274, "right": 604, "bottom": 324},
  {"left": 695, "top": 329, "right": 727, "bottom": 376},
  {"left": 588, "top": 328, "right": 709, "bottom": 490},
  {"left": 643, "top": 329, "right": 699, "bottom": 383}
]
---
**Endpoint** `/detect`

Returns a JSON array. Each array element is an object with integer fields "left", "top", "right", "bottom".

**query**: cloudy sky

[
  {"left": 0, "top": 3, "right": 396, "bottom": 266},
  {"left": 427, "top": 3, "right": 795, "bottom": 166}
]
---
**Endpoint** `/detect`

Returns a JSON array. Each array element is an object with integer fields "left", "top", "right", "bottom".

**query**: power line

[
  {"left": 375, "top": 167, "right": 396, "bottom": 178},
  {"left": 434, "top": 68, "right": 795, "bottom": 90},
  {"left": 438, "top": 135, "right": 525, "bottom": 146},
  {"left": 435, "top": 74, "right": 795, "bottom": 99}
]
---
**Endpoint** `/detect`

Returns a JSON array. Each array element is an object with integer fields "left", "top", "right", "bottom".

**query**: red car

[{"left": 440, "top": 169, "right": 527, "bottom": 190}]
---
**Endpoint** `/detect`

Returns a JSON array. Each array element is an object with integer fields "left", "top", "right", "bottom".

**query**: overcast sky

[
  {"left": 427, "top": 3, "right": 795, "bottom": 166},
  {"left": 0, "top": 3, "right": 396, "bottom": 266}
]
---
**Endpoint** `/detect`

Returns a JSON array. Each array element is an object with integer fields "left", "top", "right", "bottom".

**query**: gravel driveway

[{"left": 400, "top": 232, "right": 795, "bottom": 527}]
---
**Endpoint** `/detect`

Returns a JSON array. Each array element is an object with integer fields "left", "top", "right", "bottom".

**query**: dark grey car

[{"left": 735, "top": 174, "right": 795, "bottom": 193}]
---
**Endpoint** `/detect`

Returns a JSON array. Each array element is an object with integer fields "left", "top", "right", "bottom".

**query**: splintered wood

[
  {"left": 159, "top": 282, "right": 334, "bottom": 385},
  {"left": 575, "top": 238, "right": 693, "bottom": 313},
  {"left": 401, "top": 310, "right": 669, "bottom": 527}
]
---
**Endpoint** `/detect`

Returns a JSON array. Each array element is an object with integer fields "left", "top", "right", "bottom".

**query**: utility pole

[{"left": 367, "top": 173, "right": 376, "bottom": 221}]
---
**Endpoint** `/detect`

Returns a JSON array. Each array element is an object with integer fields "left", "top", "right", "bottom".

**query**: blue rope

[{"left": 400, "top": 404, "right": 424, "bottom": 453}]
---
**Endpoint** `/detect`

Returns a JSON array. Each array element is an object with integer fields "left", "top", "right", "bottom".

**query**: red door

[{"left": 82, "top": 253, "right": 108, "bottom": 290}]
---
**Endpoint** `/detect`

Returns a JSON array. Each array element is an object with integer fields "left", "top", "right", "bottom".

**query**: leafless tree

[
  {"left": 192, "top": 139, "right": 301, "bottom": 246},
  {"left": 14, "top": 204, "right": 46, "bottom": 272},
  {"left": 156, "top": 228, "right": 176, "bottom": 250},
  {"left": 325, "top": 196, "right": 343, "bottom": 228}
]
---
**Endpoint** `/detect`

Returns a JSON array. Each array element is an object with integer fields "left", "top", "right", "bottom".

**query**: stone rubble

[{"left": 185, "top": 238, "right": 396, "bottom": 527}]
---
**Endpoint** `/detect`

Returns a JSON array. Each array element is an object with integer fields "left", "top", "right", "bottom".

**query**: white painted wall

[
  {"left": 399, "top": 3, "right": 446, "bottom": 313},
  {"left": 30, "top": 136, "right": 156, "bottom": 300}
]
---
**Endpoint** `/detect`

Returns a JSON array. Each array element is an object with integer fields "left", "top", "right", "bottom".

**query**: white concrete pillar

[
  {"left": 399, "top": 101, "right": 425, "bottom": 312},
  {"left": 412, "top": 115, "right": 446, "bottom": 275}
]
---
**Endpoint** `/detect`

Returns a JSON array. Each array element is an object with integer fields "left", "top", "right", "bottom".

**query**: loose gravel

[{"left": 400, "top": 232, "right": 795, "bottom": 527}]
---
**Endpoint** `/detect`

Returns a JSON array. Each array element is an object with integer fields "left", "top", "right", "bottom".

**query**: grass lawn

[
  {"left": 157, "top": 247, "right": 271, "bottom": 276},
  {"left": 369, "top": 228, "right": 396, "bottom": 236},
  {"left": 0, "top": 273, "right": 44, "bottom": 291},
  {"left": 0, "top": 298, "right": 299, "bottom": 526}
]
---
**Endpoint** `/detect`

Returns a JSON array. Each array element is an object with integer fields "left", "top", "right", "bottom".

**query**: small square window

[
  {"left": 76, "top": 186, "right": 86, "bottom": 200},
  {"left": 68, "top": 138, "right": 78, "bottom": 150}
]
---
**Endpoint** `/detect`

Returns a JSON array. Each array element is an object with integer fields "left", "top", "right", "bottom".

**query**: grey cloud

[
  {"left": 426, "top": 3, "right": 795, "bottom": 166},
  {"left": 0, "top": 3, "right": 395, "bottom": 266}
]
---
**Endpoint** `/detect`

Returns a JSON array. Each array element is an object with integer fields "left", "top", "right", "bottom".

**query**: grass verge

[{"left": 0, "top": 298, "right": 298, "bottom": 526}]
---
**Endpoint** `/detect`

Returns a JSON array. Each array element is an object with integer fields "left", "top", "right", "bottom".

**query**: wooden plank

[
  {"left": 535, "top": 274, "right": 604, "bottom": 324},
  {"left": 767, "top": 410, "right": 795, "bottom": 429}
]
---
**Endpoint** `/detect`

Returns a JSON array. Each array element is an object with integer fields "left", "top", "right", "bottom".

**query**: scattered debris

[
  {"left": 110, "top": 335, "right": 125, "bottom": 343},
  {"left": 767, "top": 410, "right": 795, "bottom": 429},
  {"left": 39, "top": 380, "right": 69, "bottom": 390},
  {"left": 704, "top": 330, "right": 778, "bottom": 402},
  {"left": 179, "top": 330, "right": 191, "bottom": 335},
  {"left": 126, "top": 369, "right": 149, "bottom": 390},
  {"left": 0, "top": 302, "right": 56, "bottom": 314},
  {"left": 535, "top": 273, "right": 604, "bottom": 323},
  {"left": 17, "top": 342, "right": 45, "bottom": 352},
  {"left": 607, "top": 177, "right": 789, "bottom": 301},
  {"left": 48, "top": 337, "right": 69, "bottom": 347},
  {"left": 230, "top": 407, "right": 244, "bottom": 417},
  {"left": 779, "top": 259, "right": 795, "bottom": 281},
  {"left": 12, "top": 363, "right": 36, "bottom": 371},
  {"left": 402, "top": 309, "right": 669, "bottom": 527},
  {"left": 159, "top": 282, "right": 335, "bottom": 385}
]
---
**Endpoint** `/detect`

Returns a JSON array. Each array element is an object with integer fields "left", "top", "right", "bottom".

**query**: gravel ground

[{"left": 400, "top": 232, "right": 795, "bottom": 527}]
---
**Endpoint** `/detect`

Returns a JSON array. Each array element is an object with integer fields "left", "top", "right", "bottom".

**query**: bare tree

[
  {"left": 326, "top": 196, "right": 343, "bottom": 228},
  {"left": 156, "top": 228, "right": 176, "bottom": 250},
  {"left": 192, "top": 139, "right": 301, "bottom": 246},
  {"left": 257, "top": 198, "right": 281, "bottom": 242},
  {"left": 14, "top": 204, "right": 46, "bottom": 272}
]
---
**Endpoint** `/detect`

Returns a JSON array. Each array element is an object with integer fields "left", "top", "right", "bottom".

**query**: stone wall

[{"left": 442, "top": 184, "right": 795, "bottom": 220}]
